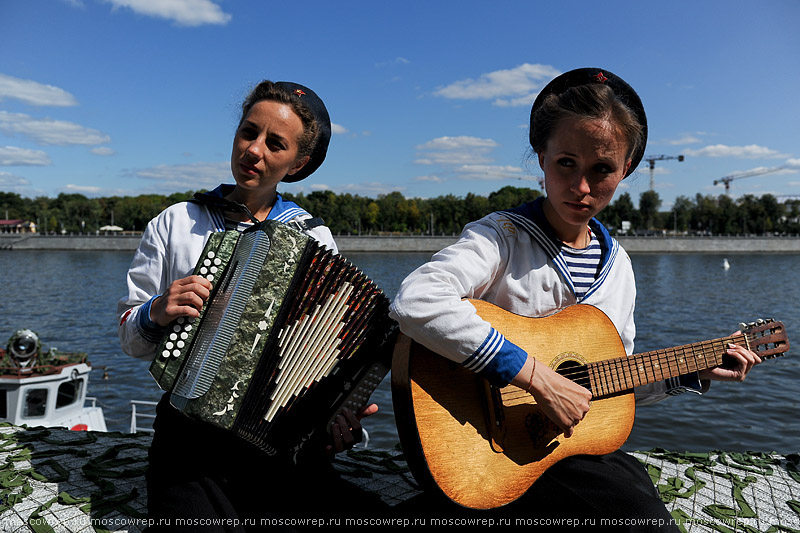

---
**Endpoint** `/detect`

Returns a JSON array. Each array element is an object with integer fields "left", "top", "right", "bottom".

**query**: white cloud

[
  {"left": 453, "top": 164, "right": 524, "bottom": 181},
  {"left": 64, "top": 184, "right": 104, "bottom": 194},
  {"left": 0, "top": 111, "right": 110, "bottom": 146},
  {"left": 331, "top": 123, "right": 349, "bottom": 135},
  {"left": 417, "top": 137, "right": 498, "bottom": 151},
  {"left": 434, "top": 63, "right": 561, "bottom": 107},
  {"left": 683, "top": 144, "right": 788, "bottom": 159},
  {"left": 666, "top": 134, "right": 703, "bottom": 145},
  {"left": 0, "top": 145, "right": 51, "bottom": 166},
  {"left": 412, "top": 135, "right": 528, "bottom": 183},
  {"left": 786, "top": 158, "right": 800, "bottom": 168},
  {"left": 0, "top": 74, "right": 78, "bottom": 107},
  {"left": 103, "top": 0, "right": 232, "bottom": 26},
  {"left": 413, "top": 175, "right": 446, "bottom": 183},
  {"left": 91, "top": 147, "right": 115, "bottom": 156},
  {"left": 415, "top": 136, "right": 499, "bottom": 166},
  {"left": 129, "top": 161, "right": 230, "bottom": 191},
  {"left": 0, "top": 171, "right": 31, "bottom": 191}
]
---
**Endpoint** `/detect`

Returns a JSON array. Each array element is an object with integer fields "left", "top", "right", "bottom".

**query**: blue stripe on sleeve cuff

[
  {"left": 138, "top": 295, "right": 167, "bottom": 344},
  {"left": 463, "top": 328, "right": 527, "bottom": 387}
]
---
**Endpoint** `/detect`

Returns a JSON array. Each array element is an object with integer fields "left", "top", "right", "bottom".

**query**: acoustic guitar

[{"left": 391, "top": 300, "right": 789, "bottom": 510}]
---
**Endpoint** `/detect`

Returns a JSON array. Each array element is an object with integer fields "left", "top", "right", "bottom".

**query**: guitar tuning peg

[
  {"left": 756, "top": 318, "right": 766, "bottom": 325},
  {"left": 739, "top": 322, "right": 749, "bottom": 331}
]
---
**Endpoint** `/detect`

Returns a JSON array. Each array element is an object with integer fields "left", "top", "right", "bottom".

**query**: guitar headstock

[{"left": 738, "top": 318, "right": 790, "bottom": 359}]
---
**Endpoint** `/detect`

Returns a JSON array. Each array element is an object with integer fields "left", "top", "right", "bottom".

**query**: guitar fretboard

[{"left": 585, "top": 335, "right": 743, "bottom": 397}]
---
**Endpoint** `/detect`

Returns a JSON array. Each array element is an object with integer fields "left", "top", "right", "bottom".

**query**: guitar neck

[{"left": 587, "top": 333, "right": 743, "bottom": 398}]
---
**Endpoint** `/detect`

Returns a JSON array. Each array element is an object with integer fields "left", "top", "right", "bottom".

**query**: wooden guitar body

[
  {"left": 392, "top": 301, "right": 634, "bottom": 510},
  {"left": 391, "top": 299, "right": 788, "bottom": 510}
]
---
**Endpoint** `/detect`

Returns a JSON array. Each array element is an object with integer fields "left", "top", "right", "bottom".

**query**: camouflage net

[
  {"left": 1, "top": 424, "right": 798, "bottom": 532},
  {"left": 0, "top": 425, "right": 149, "bottom": 533}
]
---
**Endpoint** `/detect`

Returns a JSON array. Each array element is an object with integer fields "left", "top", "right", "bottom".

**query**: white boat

[{"left": 0, "top": 329, "right": 107, "bottom": 431}]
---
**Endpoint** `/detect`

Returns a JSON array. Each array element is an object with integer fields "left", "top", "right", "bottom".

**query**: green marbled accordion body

[{"left": 149, "top": 220, "right": 395, "bottom": 459}]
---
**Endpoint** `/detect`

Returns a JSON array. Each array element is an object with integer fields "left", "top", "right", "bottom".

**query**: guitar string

[
  {"left": 502, "top": 327, "right": 782, "bottom": 402},
  {"left": 591, "top": 331, "right": 772, "bottom": 396},
  {"left": 552, "top": 333, "right": 755, "bottom": 396}
]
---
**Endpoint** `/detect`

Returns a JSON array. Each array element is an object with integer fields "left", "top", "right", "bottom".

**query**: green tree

[
  {"left": 669, "top": 196, "right": 693, "bottom": 233},
  {"left": 638, "top": 190, "right": 662, "bottom": 231}
]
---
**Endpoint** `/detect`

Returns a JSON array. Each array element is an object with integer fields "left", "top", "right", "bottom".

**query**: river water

[{"left": 0, "top": 249, "right": 797, "bottom": 453}]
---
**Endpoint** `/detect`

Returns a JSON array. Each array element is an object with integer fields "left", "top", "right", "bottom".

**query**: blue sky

[{"left": 1, "top": 0, "right": 798, "bottom": 209}]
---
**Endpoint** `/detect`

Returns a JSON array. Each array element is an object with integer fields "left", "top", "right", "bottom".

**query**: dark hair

[
  {"left": 238, "top": 80, "right": 319, "bottom": 160},
  {"left": 530, "top": 83, "right": 644, "bottom": 164}
]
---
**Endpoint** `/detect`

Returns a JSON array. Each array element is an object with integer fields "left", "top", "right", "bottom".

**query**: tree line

[{"left": 1, "top": 186, "right": 798, "bottom": 236}]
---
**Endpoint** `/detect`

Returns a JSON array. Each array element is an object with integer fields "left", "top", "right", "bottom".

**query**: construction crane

[
  {"left": 644, "top": 155, "right": 684, "bottom": 190},
  {"left": 713, "top": 166, "right": 786, "bottom": 195}
]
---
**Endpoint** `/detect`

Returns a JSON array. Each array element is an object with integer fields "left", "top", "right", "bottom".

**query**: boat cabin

[{"left": 0, "top": 329, "right": 106, "bottom": 431}]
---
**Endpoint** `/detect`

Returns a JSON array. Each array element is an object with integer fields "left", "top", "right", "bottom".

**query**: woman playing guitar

[{"left": 389, "top": 68, "right": 761, "bottom": 530}]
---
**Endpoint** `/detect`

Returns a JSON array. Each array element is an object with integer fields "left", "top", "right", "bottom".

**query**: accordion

[{"left": 149, "top": 220, "right": 396, "bottom": 459}]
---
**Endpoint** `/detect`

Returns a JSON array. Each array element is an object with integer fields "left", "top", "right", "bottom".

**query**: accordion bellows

[{"left": 149, "top": 220, "right": 395, "bottom": 458}]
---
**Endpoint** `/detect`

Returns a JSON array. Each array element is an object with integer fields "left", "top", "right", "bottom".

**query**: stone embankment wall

[{"left": 2, "top": 233, "right": 800, "bottom": 253}]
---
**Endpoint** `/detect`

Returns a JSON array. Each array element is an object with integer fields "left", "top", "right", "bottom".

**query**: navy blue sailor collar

[
  {"left": 505, "top": 197, "right": 614, "bottom": 264},
  {"left": 501, "top": 197, "right": 620, "bottom": 299},
  {"left": 190, "top": 184, "right": 312, "bottom": 231}
]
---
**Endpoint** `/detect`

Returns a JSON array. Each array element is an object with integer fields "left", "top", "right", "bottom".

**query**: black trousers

[
  {"left": 395, "top": 450, "right": 679, "bottom": 532},
  {"left": 144, "top": 394, "right": 388, "bottom": 532}
]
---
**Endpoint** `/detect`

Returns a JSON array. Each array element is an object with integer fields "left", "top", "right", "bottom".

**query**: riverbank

[
  {"left": 3, "top": 233, "right": 800, "bottom": 253},
  {"left": 1, "top": 424, "right": 798, "bottom": 532}
]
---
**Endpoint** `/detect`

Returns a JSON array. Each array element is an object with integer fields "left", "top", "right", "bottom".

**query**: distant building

[{"left": 0, "top": 220, "right": 37, "bottom": 234}]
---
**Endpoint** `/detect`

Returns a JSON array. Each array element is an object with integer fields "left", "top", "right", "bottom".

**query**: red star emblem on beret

[
  {"left": 594, "top": 72, "right": 608, "bottom": 83},
  {"left": 293, "top": 89, "right": 306, "bottom": 97}
]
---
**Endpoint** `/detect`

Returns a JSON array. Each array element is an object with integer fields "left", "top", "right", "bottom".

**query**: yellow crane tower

[
  {"left": 713, "top": 166, "right": 786, "bottom": 195},
  {"left": 644, "top": 154, "right": 684, "bottom": 190}
]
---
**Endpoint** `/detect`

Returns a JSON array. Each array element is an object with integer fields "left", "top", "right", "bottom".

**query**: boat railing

[{"left": 129, "top": 400, "right": 158, "bottom": 434}]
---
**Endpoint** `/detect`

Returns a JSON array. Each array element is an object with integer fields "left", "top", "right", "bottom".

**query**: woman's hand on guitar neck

[
  {"left": 698, "top": 337, "right": 762, "bottom": 383},
  {"left": 512, "top": 357, "right": 592, "bottom": 438}
]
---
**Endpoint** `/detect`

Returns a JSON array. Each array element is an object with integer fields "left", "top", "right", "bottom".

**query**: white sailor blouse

[
  {"left": 117, "top": 184, "right": 337, "bottom": 361},
  {"left": 389, "top": 198, "right": 701, "bottom": 405}
]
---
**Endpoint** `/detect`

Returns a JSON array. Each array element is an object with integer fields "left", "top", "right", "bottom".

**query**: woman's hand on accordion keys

[
  {"left": 327, "top": 404, "right": 378, "bottom": 455},
  {"left": 150, "top": 275, "right": 213, "bottom": 327}
]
